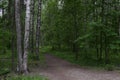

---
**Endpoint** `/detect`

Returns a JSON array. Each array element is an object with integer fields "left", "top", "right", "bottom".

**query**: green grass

[
  {"left": 41, "top": 46, "right": 100, "bottom": 67},
  {"left": 0, "top": 50, "right": 12, "bottom": 59},
  {"left": 40, "top": 46, "right": 120, "bottom": 70},
  {"left": 0, "top": 50, "right": 12, "bottom": 76},
  {"left": 52, "top": 50, "right": 120, "bottom": 70},
  {"left": 0, "top": 68, "right": 10, "bottom": 76},
  {"left": 50, "top": 50, "right": 101, "bottom": 67},
  {"left": 6, "top": 75, "right": 48, "bottom": 80},
  {"left": 40, "top": 46, "right": 52, "bottom": 53},
  {"left": 0, "top": 48, "right": 47, "bottom": 77},
  {"left": 28, "top": 49, "right": 46, "bottom": 67}
]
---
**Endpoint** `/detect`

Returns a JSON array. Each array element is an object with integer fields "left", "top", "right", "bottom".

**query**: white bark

[
  {"left": 23, "top": 0, "right": 31, "bottom": 74},
  {"left": 24, "top": 0, "right": 27, "bottom": 5}
]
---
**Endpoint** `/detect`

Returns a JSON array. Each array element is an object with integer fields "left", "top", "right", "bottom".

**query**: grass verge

[{"left": 6, "top": 75, "right": 48, "bottom": 80}]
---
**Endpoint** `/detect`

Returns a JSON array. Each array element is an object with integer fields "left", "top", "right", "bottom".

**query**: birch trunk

[
  {"left": 23, "top": 0, "right": 31, "bottom": 74},
  {"left": 15, "top": 0, "right": 23, "bottom": 73}
]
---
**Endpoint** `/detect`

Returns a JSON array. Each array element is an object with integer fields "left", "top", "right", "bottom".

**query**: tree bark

[
  {"left": 23, "top": 0, "right": 31, "bottom": 74},
  {"left": 11, "top": 0, "right": 16, "bottom": 71},
  {"left": 36, "top": 0, "right": 42, "bottom": 60},
  {"left": 30, "top": 0, "right": 35, "bottom": 54},
  {"left": 15, "top": 0, "right": 23, "bottom": 73}
]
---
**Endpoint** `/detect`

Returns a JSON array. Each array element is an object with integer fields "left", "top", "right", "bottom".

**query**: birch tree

[{"left": 23, "top": 0, "right": 31, "bottom": 74}]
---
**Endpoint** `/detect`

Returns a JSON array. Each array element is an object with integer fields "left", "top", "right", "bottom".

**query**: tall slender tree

[
  {"left": 30, "top": 0, "right": 35, "bottom": 54},
  {"left": 36, "top": 0, "right": 42, "bottom": 59},
  {"left": 15, "top": 0, "right": 23, "bottom": 73},
  {"left": 23, "top": 0, "right": 31, "bottom": 74}
]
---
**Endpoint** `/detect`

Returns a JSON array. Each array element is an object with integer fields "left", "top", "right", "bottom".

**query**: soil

[{"left": 31, "top": 54, "right": 120, "bottom": 80}]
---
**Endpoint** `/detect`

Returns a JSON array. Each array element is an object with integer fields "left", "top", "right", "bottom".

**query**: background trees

[
  {"left": 42, "top": 0, "right": 120, "bottom": 66},
  {"left": 0, "top": 0, "right": 42, "bottom": 74},
  {"left": 1, "top": 0, "right": 120, "bottom": 76}
]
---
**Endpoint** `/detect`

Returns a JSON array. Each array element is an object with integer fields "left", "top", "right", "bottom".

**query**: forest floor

[{"left": 31, "top": 54, "right": 120, "bottom": 80}]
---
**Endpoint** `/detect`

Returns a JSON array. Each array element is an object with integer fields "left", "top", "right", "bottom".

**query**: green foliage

[
  {"left": 42, "top": 0, "right": 120, "bottom": 67},
  {"left": 1, "top": 0, "right": 120, "bottom": 76},
  {"left": 0, "top": 68, "right": 9, "bottom": 73},
  {"left": 105, "top": 64, "right": 115, "bottom": 71},
  {"left": 7, "top": 76, "right": 47, "bottom": 80},
  {"left": 0, "top": 28, "right": 12, "bottom": 53},
  {"left": 40, "top": 46, "right": 52, "bottom": 53},
  {"left": 49, "top": 49, "right": 102, "bottom": 67},
  {"left": 0, "top": 68, "right": 10, "bottom": 76},
  {"left": 74, "top": 33, "right": 92, "bottom": 43},
  {"left": 28, "top": 49, "right": 46, "bottom": 66},
  {"left": 41, "top": 46, "right": 120, "bottom": 70},
  {"left": 0, "top": 59, "right": 11, "bottom": 76}
]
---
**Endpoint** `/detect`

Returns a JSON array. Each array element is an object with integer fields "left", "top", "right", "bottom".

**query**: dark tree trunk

[
  {"left": 104, "top": 34, "right": 109, "bottom": 64},
  {"left": 36, "top": 0, "right": 42, "bottom": 60},
  {"left": 11, "top": 0, "right": 16, "bottom": 71},
  {"left": 15, "top": 0, "right": 23, "bottom": 73},
  {"left": 30, "top": 0, "right": 35, "bottom": 54}
]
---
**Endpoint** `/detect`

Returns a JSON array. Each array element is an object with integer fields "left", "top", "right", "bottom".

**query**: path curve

[{"left": 32, "top": 54, "right": 120, "bottom": 80}]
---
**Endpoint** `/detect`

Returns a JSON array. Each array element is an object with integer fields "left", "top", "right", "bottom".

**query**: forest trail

[{"left": 32, "top": 54, "right": 120, "bottom": 80}]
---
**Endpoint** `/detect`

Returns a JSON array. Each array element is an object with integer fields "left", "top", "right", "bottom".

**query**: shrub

[
  {"left": 0, "top": 68, "right": 10, "bottom": 76},
  {"left": 105, "top": 64, "right": 115, "bottom": 71}
]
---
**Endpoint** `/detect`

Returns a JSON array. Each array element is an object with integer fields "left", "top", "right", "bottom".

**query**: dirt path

[{"left": 32, "top": 54, "right": 120, "bottom": 80}]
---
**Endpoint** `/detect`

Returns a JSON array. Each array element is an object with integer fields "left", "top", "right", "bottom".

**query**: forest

[{"left": 0, "top": 0, "right": 120, "bottom": 80}]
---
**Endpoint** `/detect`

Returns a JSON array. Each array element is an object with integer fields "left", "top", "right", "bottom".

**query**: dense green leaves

[
  {"left": 42, "top": 0, "right": 120, "bottom": 65},
  {"left": 0, "top": 27, "right": 12, "bottom": 52}
]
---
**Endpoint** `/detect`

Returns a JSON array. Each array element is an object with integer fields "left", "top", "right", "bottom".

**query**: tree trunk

[
  {"left": 99, "top": 0, "right": 105, "bottom": 61},
  {"left": 72, "top": 0, "right": 78, "bottom": 61},
  {"left": 15, "top": 0, "right": 23, "bottom": 73},
  {"left": 23, "top": 0, "right": 31, "bottom": 74},
  {"left": 20, "top": 0, "right": 25, "bottom": 57},
  {"left": 36, "top": 0, "right": 42, "bottom": 60},
  {"left": 11, "top": 0, "right": 16, "bottom": 71},
  {"left": 31, "top": 0, "right": 35, "bottom": 53},
  {"left": 30, "top": 0, "right": 35, "bottom": 54},
  {"left": 104, "top": 33, "right": 109, "bottom": 64}
]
